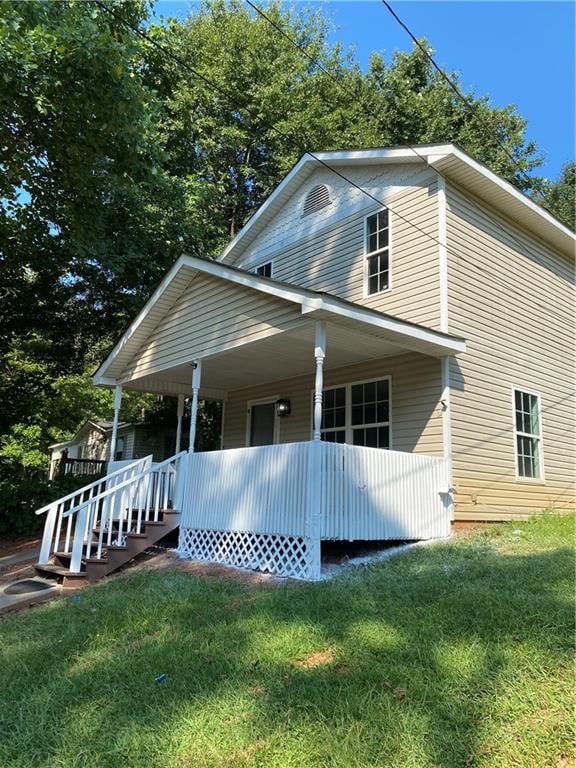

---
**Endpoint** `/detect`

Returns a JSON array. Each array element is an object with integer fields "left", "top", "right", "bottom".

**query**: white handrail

[
  {"left": 61, "top": 451, "right": 187, "bottom": 518},
  {"left": 35, "top": 456, "right": 152, "bottom": 515}
]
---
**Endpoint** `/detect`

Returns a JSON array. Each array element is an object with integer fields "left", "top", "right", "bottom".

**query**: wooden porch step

[
  {"left": 34, "top": 563, "right": 89, "bottom": 589},
  {"left": 36, "top": 512, "right": 181, "bottom": 586},
  {"left": 35, "top": 564, "right": 84, "bottom": 578}
]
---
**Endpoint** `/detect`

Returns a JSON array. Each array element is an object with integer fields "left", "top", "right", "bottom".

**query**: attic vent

[{"left": 302, "top": 184, "right": 331, "bottom": 217}]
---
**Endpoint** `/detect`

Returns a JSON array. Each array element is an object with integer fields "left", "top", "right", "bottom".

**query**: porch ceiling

[{"left": 122, "top": 319, "right": 431, "bottom": 396}]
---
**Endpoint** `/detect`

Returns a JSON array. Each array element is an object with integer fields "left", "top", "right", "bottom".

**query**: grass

[{"left": 0, "top": 513, "right": 573, "bottom": 768}]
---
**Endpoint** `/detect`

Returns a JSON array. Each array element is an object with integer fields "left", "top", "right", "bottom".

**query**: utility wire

[
  {"left": 380, "top": 0, "right": 550, "bottom": 201},
  {"left": 244, "top": 0, "right": 360, "bottom": 99},
  {"left": 94, "top": 0, "right": 570, "bottom": 323}
]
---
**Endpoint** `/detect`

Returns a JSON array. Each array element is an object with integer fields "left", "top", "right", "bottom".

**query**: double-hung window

[
  {"left": 320, "top": 387, "right": 346, "bottom": 443},
  {"left": 514, "top": 389, "right": 543, "bottom": 480},
  {"left": 320, "top": 378, "right": 391, "bottom": 449},
  {"left": 365, "top": 209, "right": 390, "bottom": 295},
  {"left": 351, "top": 380, "right": 390, "bottom": 448}
]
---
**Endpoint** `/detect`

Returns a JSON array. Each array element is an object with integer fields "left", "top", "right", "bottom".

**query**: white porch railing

[
  {"left": 178, "top": 441, "right": 452, "bottom": 580},
  {"left": 37, "top": 452, "right": 187, "bottom": 573},
  {"left": 321, "top": 443, "right": 452, "bottom": 541}
]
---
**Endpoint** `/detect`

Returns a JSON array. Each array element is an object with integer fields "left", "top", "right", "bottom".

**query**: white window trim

[
  {"left": 310, "top": 376, "right": 393, "bottom": 448},
  {"left": 245, "top": 395, "right": 280, "bottom": 447},
  {"left": 511, "top": 385, "right": 545, "bottom": 483},
  {"left": 363, "top": 208, "right": 392, "bottom": 299},
  {"left": 254, "top": 260, "right": 273, "bottom": 278}
]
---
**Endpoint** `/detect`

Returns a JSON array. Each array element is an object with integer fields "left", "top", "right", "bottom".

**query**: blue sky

[{"left": 153, "top": 0, "right": 575, "bottom": 181}]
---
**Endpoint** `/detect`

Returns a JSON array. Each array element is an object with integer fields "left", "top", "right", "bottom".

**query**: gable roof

[
  {"left": 93, "top": 255, "right": 466, "bottom": 385},
  {"left": 48, "top": 420, "right": 134, "bottom": 450},
  {"left": 217, "top": 144, "right": 575, "bottom": 262}
]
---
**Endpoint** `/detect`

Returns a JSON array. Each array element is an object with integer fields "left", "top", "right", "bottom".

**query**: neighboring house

[
  {"left": 37, "top": 144, "right": 575, "bottom": 583},
  {"left": 49, "top": 419, "right": 180, "bottom": 478}
]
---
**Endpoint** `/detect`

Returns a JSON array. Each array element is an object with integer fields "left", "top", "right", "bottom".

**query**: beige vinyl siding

[
  {"left": 243, "top": 180, "right": 441, "bottom": 329},
  {"left": 223, "top": 353, "right": 443, "bottom": 456},
  {"left": 446, "top": 182, "right": 575, "bottom": 520},
  {"left": 119, "top": 273, "right": 304, "bottom": 382}
]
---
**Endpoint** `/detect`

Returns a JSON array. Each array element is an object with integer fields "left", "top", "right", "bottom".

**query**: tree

[
  {"left": 538, "top": 162, "right": 575, "bottom": 231},
  {"left": 365, "top": 45, "right": 543, "bottom": 193}
]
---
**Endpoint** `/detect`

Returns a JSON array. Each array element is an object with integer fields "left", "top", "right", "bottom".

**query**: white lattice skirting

[{"left": 178, "top": 527, "right": 317, "bottom": 580}]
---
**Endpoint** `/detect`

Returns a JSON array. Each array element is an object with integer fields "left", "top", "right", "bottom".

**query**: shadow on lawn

[{"left": 0, "top": 540, "right": 573, "bottom": 768}]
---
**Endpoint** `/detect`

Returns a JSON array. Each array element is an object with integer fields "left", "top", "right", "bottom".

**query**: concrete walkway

[
  {"left": 0, "top": 544, "right": 61, "bottom": 615},
  {"left": 0, "top": 546, "right": 39, "bottom": 569}
]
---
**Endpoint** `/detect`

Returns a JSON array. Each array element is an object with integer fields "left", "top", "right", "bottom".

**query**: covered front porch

[{"left": 88, "top": 256, "right": 465, "bottom": 578}]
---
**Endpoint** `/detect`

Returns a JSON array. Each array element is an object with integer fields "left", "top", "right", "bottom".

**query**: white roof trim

[
  {"left": 216, "top": 143, "right": 574, "bottom": 264},
  {"left": 93, "top": 255, "right": 465, "bottom": 384},
  {"left": 429, "top": 146, "right": 575, "bottom": 241}
]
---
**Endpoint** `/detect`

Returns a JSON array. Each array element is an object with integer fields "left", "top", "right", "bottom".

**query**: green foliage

[
  {"left": 538, "top": 162, "right": 576, "bottom": 230},
  {"left": 365, "top": 45, "right": 543, "bottom": 192},
  {"left": 0, "top": 473, "right": 104, "bottom": 537}
]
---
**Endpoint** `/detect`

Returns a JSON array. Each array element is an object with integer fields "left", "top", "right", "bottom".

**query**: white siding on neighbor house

[
  {"left": 222, "top": 353, "right": 444, "bottom": 457},
  {"left": 228, "top": 166, "right": 441, "bottom": 330},
  {"left": 119, "top": 273, "right": 304, "bottom": 382},
  {"left": 446, "top": 182, "right": 575, "bottom": 520}
]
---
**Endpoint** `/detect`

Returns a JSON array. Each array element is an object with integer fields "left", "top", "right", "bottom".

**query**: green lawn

[{"left": 1, "top": 514, "right": 573, "bottom": 768}]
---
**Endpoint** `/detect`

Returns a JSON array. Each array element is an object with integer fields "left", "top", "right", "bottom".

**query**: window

[
  {"left": 365, "top": 209, "right": 390, "bottom": 295},
  {"left": 320, "top": 387, "right": 346, "bottom": 443},
  {"left": 302, "top": 184, "right": 331, "bottom": 217},
  {"left": 114, "top": 437, "right": 125, "bottom": 461},
  {"left": 255, "top": 261, "right": 272, "bottom": 278},
  {"left": 351, "top": 379, "right": 390, "bottom": 448},
  {"left": 514, "top": 389, "right": 543, "bottom": 479},
  {"left": 320, "top": 379, "right": 390, "bottom": 448}
]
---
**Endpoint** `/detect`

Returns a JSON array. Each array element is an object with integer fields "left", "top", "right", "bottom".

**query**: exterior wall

[
  {"left": 446, "top": 182, "right": 575, "bottom": 520},
  {"left": 222, "top": 353, "right": 444, "bottom": 457},
  {"left": 119, "top": 273, "right": 304, "bottom": 382},
  {"left": 231, "top": 166, "right": 441, "bottom": 330}
]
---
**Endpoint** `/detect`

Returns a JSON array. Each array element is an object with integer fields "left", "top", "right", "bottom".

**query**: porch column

[
  {"left": 109, "top": 384, "right": 122, "bottom": 461},
  {"left": 188, "top": 360, "right": 202, "bottom": 453},
  {"left": 313, "top": 322, "right": 326, "bottom": 440},
  {"left": 175, "top": 393, "right": 185, "bottom": 453}
]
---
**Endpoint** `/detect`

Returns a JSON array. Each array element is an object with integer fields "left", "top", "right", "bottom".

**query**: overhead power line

[
  {"left": 93, "top": 0, "right": 568, "bottom": 323},
  {"left": 244, "top": 0, "right": 360, "bottom": 99},
  {"left": 380, "top": 0, "right": 547, "bottom": 198}
]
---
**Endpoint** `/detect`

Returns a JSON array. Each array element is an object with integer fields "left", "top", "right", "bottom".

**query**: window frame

[
  {"left": 311, "top": 376, "right": 393, "bottom": 448},
  {"left": 363, "top": 207, "right": 392, "bottom": 298},
  {"left": 512, "top": 385, "right": 545, "bottom": 483},
  {"left": 254, "top": 261, "right": 273, "bottom": 278}
]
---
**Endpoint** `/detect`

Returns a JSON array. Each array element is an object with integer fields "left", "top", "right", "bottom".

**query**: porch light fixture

[{"left": 275, "top": 399, "right": 291, "bottom": 417}]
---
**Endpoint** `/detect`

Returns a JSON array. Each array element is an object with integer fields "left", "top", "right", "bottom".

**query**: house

[
  {"left": 48, "top": 419, "right": 182, "bottom": 478},
  {"left": 35, "top": 144, "right": 575, "bottom": 584}
]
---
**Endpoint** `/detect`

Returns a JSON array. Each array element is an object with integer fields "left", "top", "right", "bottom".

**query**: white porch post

[
  {"left": 188, "top": 361, "right": 202, "bottom": 453},
  {"left": 313, "top": 322, "right": 326, "bottom": 440},
  {"left": 109, "top": 384, "right": 122, "bottom": 461},
  {"left": 441, "top": 355, "right": 455, "bottom": 526},
  {"left": 175, "top": 393, "right": 185, "bottom": 453},
  {"left": 307, "top": 321, "right": 327, "bottom": 580}
]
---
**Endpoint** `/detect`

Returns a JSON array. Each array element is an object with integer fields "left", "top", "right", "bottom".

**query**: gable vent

[{"left": 302, "top": 184, "right": 331, "bottom": 217}]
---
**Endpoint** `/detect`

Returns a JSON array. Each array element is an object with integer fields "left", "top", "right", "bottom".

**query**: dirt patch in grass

[{"left": 293, "top": 646, "right": 337, "bottom": 669}]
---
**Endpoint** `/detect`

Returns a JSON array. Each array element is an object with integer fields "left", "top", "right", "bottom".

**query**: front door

[{"left": 249, "top": 401, "right": 276, "bottom": 446}]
